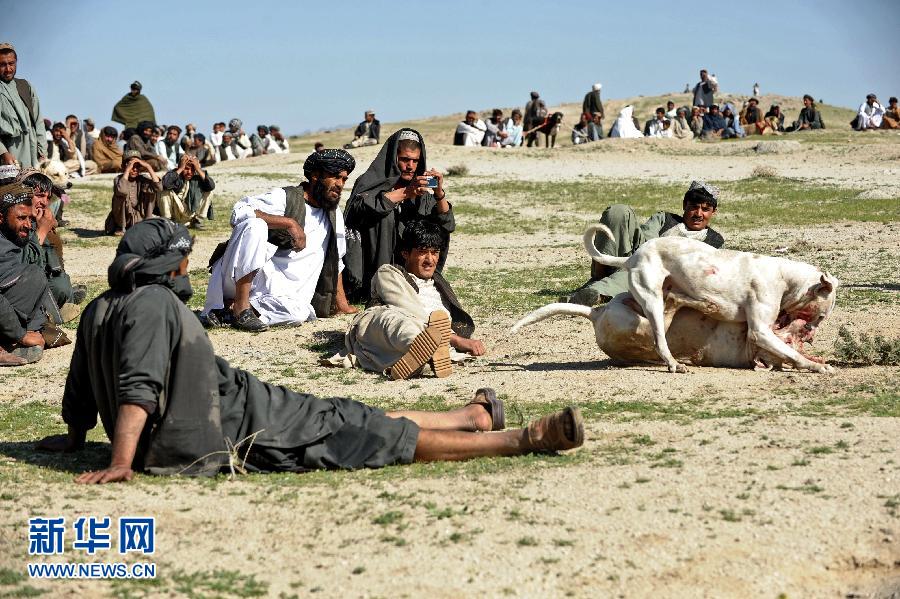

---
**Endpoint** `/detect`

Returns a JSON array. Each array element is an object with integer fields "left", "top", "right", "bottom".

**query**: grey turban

[{"left": 303, "top": 149, "right": 356, "bottom": 179}]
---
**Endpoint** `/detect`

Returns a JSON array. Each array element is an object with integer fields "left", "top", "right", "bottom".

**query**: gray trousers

[{"left": 0, "top": 264, "right": 50, "bottom": 343}]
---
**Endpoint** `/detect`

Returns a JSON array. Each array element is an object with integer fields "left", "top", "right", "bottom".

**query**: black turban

[
  {"left": 303, "top": 148, "right": 355, "bottom": 179},
  {"left": 108, "top": 218, "right": 193, "bottom": 292}
]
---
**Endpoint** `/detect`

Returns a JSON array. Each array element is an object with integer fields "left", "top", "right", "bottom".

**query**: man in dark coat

[
  {"left": 111, "top": 81, "right": 156, "bottom": 130},
  {"left": 562, "top": 181, "right": 726, "bottom": 306},
  {"left": 344, "top": 111, "right": 380, "bottom": 148},
  {"left": 36, "top": 219, "right": 584, "bottom": 482},
  {"left": 343, "top": 128, "right": 454, "bottom": 302}
]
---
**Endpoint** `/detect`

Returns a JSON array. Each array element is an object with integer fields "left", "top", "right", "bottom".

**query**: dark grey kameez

[{"left": 0, "top": 234, "right": 48, "bottom": 343}]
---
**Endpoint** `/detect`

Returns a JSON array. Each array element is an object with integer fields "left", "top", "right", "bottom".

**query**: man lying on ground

[
  {"left": 160, "top": 154, "right": 214, "bottom": 230},
  {"left": 36, "top": 218, "right": 583, "bottom": 482},
  {"left": 0, "top": 181, "right": 51, "bottom": 366},
  {"left": 202, "top": 149, "right": 358, "bottom": 332},
  {"left": 344, "top": 221, "right": 485, "bottom": 380},
  {"left": 560, "top": 181, "right": 725, "bottom": 306}
]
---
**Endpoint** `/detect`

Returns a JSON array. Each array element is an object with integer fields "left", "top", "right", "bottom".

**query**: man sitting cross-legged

[
  {"left": 202, "top": 149, "right": 358, "bottom": 332},
  {"left": 561, "top": 181, "right": 725, "bottom": 306},
  {"left": 345, "top": 221, "right": 486, "bottom": 380},
  {"left": 36, "top": 219, "right": 583, "bottom": 483}
]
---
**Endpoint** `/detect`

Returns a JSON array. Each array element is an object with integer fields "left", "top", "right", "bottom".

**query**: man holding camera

[
  {"left": 202, "top": 149, "right": 358, "bottom": 332},
  {"left": 103, "top": 150, "right": 161, "bottom": 236}
]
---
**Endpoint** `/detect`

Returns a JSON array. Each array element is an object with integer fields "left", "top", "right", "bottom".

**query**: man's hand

[
  {"left": 452, "top": 336, "right": 486, "bottom": 356},
  {"left": 287, "top": 221, "right": 306, "bottom": 251},
  {"left": 20, "top": 331, "right": 44, "bottom": 347},
  {"left": 1, "top": 152, "right": 15, "bottom": 165},
  {"left": 75, "top": 466, "right": 134, "bottom": 484}
]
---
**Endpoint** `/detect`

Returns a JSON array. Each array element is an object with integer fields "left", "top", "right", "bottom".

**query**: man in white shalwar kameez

[
  {"left": 608, "top": 106, "right": 644, "bottom": 139},
  {"left": 202, "top": 150, "right": 358, "bottom": 332},
  {"left": 855, "top": 94, "right": 885, "bottom": 130}
]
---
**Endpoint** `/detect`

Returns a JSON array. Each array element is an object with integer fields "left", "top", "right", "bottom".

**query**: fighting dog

[
  {"left": 528, "top": 112, "right": 564, "bottom": 148},
  {"left": 578, "top": 224, "right": 839, "bottom": 373},
  {"left": 512, "top": 291, "right": 832, "bottom": 372}
]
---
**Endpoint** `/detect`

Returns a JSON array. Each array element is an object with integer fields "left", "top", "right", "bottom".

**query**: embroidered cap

[
  {"left": 687, "top": 180, "right": 720, "bottom": 204},
  {"left": 0, "top": 164, "right": 20, "bottom": 184},
  {"left": 397, "top": 130, "right": 420, "bottom": 143},
  {"left": 0, "top": 183, "right": 33, "bottom": 209}
]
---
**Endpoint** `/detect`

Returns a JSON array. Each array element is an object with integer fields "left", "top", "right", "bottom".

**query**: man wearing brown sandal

[
  {"left": 36, "top": 220, "right": 584, "bottom": 482},
  {"left": 344, "top": 221, "right": 486, "bottom": 380}
]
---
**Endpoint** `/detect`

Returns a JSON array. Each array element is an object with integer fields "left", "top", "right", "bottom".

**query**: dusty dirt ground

[{"left": 1, "top": 122, "right": 899, "bottom": 598}]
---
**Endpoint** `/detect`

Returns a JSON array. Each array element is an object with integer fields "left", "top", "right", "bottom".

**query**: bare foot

[{"left": 334, "top": 303, "right": 358, "bottom": 315}]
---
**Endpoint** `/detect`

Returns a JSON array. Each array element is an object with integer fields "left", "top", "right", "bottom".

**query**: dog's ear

[{"left": 815, "top": 275, "right": 833, "bottom": 295}]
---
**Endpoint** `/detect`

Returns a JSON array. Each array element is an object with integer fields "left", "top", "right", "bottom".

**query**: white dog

[
  {"left": 513, "top": 292, "right": 831, "bottom": 372},
  {"left": 580, "top": 224, "right": 839, "bottom": 374}
]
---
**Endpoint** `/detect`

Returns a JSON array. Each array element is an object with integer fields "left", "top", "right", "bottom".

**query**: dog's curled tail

[
  {"left": 511, "top": 303, "right": 594, "bottom": 334},
  {"left": 583, "top": 224, "right": 629, "bottom": 268}
]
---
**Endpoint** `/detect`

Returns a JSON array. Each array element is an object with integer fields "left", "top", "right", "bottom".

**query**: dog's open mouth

[{"left": 771, "top": 312, "right": 824, "bottom": 363}]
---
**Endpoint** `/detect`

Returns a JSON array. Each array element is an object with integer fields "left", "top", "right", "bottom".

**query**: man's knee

[
  {"left": 49, "top": 273, "right": 73, "bottom": 306},
  {"left": 601, "top": 204, "right": 635, "bottom": 225}
]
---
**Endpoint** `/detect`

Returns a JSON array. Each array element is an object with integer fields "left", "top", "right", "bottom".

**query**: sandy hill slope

[{"left": 291, "top": 92, "right": 859, "bottom": 149}]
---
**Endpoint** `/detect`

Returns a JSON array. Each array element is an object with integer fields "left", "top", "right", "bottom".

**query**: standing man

[
  {"left": 582, "top": 83, "right": 604, "bottom": 130},
  {"left": 0, "top": 43, "right": 47, "bottom": 167},
  {"left": 524, "top": 91, "right": 547, "bottom": 147},
  {"left": 203, "top": 150, "right": 358, "bottom": 331},
  {"left": 111, "top": 81, "right": 156, "bottom": 130},
  {"left": 692, "top": 69, "right": 718, "bottom": 108}
]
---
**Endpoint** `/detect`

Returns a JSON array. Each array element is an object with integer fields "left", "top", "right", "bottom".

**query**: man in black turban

[
  {"left": 37, "top": 218, "right": 584, "bottom": 483},
  {"left": 202, "top": 149, "right": 358, "bottom": 332}
]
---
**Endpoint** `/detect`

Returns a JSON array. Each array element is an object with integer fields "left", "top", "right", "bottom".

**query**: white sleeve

[
  {"left": 335, "top": 209, "right": 346, "bottom": 273},
  {"left": 231, "top": 188, "right": 287, "bottom": 225}
]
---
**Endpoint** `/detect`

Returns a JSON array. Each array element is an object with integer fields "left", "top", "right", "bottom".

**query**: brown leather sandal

[
  {"left": 467, "top": 387, "right": 505, "bottom": 431},
  {"left": 526, "top": 407, "right": 584, "bottom": 452}
]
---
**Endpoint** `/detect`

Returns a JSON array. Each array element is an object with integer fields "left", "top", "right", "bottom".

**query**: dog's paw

[
  {"left": 669, "top": 362, "right": 689, "bottom": 374},
  {"left": 817, "top": 363, "right": 836, "bottom": 374}
]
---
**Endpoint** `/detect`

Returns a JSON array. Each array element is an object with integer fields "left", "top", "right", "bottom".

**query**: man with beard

[
  {"left": 560, "top": 181, "right": 725, "bottom": 306},
  {"left": 202, "top": 149, "right": 358, "bottom": 332},
  {"left": 343, "top": 129, "right": 454, "bottom": 301},
  {"left": 11, "top": 168, "right": 86, "bottom": 320},
  {"left": 126, "top": 121, "right": 166, "bottom": 171},
  {"left": 0, "top": 43, "right": 47, "bottom": 168},
  {"left": 0, "top": 181, "right": 50, "bottom": 365},
  {"left": 159, "top": 125, "right": 184, "bottom": 170},
  {"left": 111, "top": 81, "right": 156, "bottom": 130},
  {"left": 36, "top": 218, "right": 583, "bottom": 482}
]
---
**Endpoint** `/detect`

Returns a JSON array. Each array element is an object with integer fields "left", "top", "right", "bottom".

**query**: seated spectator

[
  {"left": 453, "top": 111, "right": 486, "bottom": 146},
  {"left": 883, "top": 97, "right": 900, "bottom": 129},
  {"left": 83, "top": 118, "right": 98, "bottom": 159},
  {"left": 185, "top": 133, "right": 216, "bottom": 167},
  {"left": 202, "top": 150, "right": 358, "bottom": 331},
  {"left": 788, "top": 94, "right": 825, "bottom": 131},
  {"left": 93, "top": 126, "right": 124, "bottom": 173},
  {"left": 0, "top": 182, "right": 50, "bottom": 366},
  {"left": 721, "top": 103, "right": 745, "bottom": 138},
  {"left": 65, "top": 115, "right": 88, "bottom": 162},
  {"left": 345, "top": 111, "right": 380, "bottom": 149},
  {"left": 215, "top": 132, "right": 250, "bottom": 162},
  {"left": 701, "top": 104, "right": 726, "bottom": 139},
  {"left": 482, "top": 109, "right": 508, "bottom": 147},
  {"left": 665, "top": 100, "right": 677, "bottom": 120},
  {"left": 160, "top": 154, "right": 215, "bottom": 229},
  {"left": 690, "top": 106, "right": 704, "bottom": 138},
  {"left": 117, "top": 128, "right": 133, "bottom": 151},
  {"left": 764, "top": 104, "right": 785, "bottom": 132},
  {"left": 561, "top": 181, "right": 724, "bottom": 306},
  {"left": 250, "top": 125, "right": 271, "bottom": 156},
  {"left": 269, "top": 125, "right": 290, "bottom": 153},
  {"left": 345, "top": 221, "right": 485, "bottom": 379},
  {"left": 180, "top": 123, "right": 197, "bottom": 153},
  {"left": 670, "top": 107, "right": 692, "bottom": 139},
  {"left": 103, "top": 150, "right": 161, "bottom": 236},
  {"left": 126, "top": 121, "right": 166, "bottom": 171},
  {"left": 740, "top": 97, "right": 775, "bottom": 135},
  {"left": 644, "top": 107, "right": 672, "bottom": 138},
  {"left": 227, "top": 119, "right": 252, "bottom": 155},
  {"left": 501, "top": 110, "right": 524, "bottom": 147},
  {"left": 210, "top": 122, "right": 226, "bottom": 147},
  {"left": 853, "top": 94, "right": 885, "bottom": 130},
  {"left": 47, "top": 122, "right": 97, "bottom": 176},
  {"left": 588, "top": 112, "right": 604, "bottom": 141},
  {"left": 14, "top": 168, "right": 86, "bottom": 317},
  {"left": 572, "top": 112, "right": 592, "bottom": 145},
  {"left": 608, "top": 106, "right": 643, "bottom": 138},
  {"left": 159, "top": 125, "right": 184, "bottom": 170},
  {"left": 343, "top": 129, "right": 454, "bottom": 301}
]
